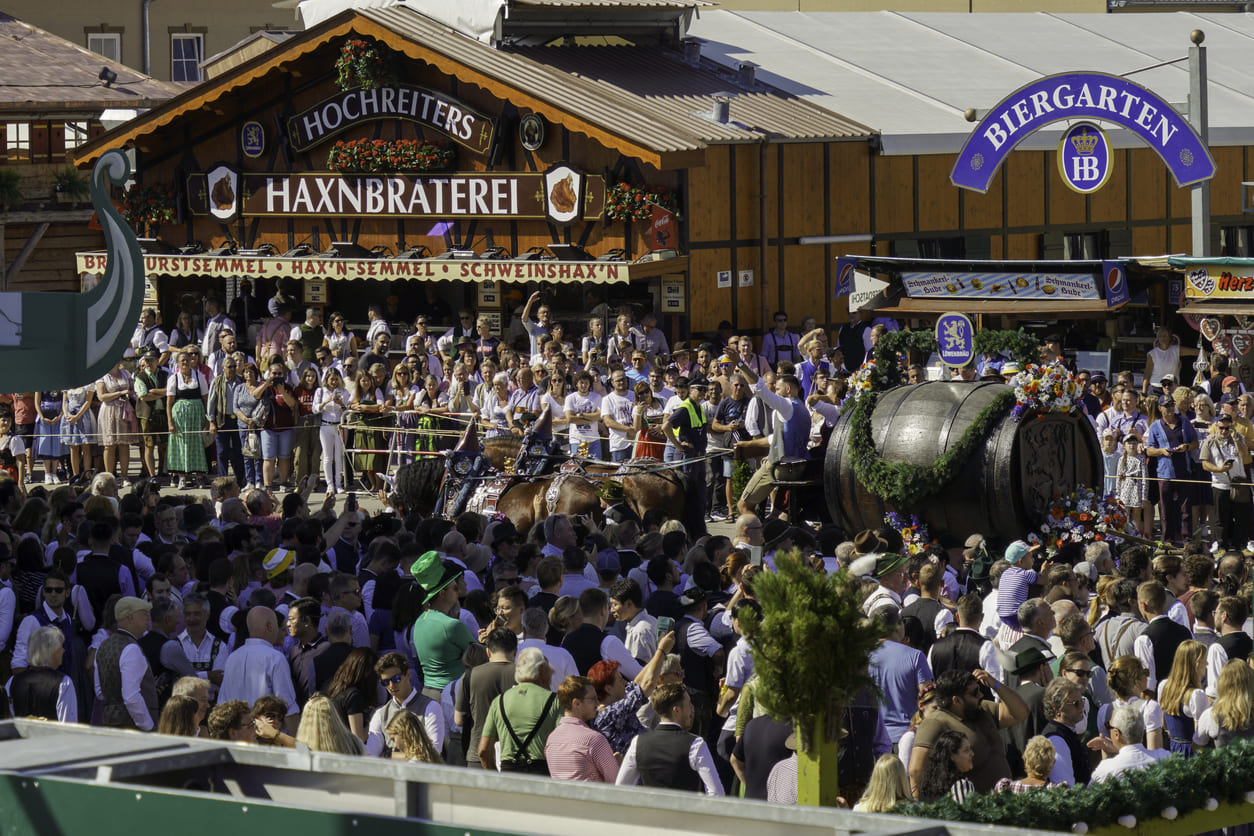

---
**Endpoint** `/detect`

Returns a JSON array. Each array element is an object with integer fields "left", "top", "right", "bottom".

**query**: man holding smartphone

[{"left": 1201, "top": 413, "right": 1249, "bottom": 549}]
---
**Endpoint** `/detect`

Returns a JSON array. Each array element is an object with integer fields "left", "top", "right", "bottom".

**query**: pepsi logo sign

[{"left": 1106, "top": 267, "right": 1123, "bottom": 294}]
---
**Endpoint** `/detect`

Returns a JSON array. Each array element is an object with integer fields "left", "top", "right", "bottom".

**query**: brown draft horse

[{"left": 395, "top": 427, "right": 706, "bottom": 538}]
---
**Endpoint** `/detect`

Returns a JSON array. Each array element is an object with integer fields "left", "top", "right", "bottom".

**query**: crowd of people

[
  {"left": 0, "top": 287, "right": 1251, "bottom": 816},
  {"left": 0, "top": 453, "right": 1248, "bottom": 810}
]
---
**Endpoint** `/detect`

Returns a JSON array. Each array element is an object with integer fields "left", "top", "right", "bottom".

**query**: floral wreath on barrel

[{"left": 845, "top": 328, "right": 1077, "bottom": 508}]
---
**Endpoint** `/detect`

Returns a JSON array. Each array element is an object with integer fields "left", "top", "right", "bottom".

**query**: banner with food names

[{"left": 901, "top": 271, "right": 1100, "bottom": 301}]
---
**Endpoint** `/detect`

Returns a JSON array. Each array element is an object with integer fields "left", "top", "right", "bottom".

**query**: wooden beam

[
  {"left": 5, "top": 222, "right": 50, "bottom": 285},
  {"left": 0, "top": 209, "right": 94, "bottom": 224}
]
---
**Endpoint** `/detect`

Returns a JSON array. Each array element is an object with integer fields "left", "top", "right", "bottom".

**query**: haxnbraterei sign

[{"left": 952, "top": 72, "right": 1216, "bottom": 194}]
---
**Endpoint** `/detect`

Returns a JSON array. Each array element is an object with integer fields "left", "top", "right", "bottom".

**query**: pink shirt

[{"left": 544, "top": 716, "right": 619, "bottom": 783}]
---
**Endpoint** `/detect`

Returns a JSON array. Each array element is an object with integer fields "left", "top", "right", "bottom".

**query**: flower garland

[
  {"left": 840, "top": 328, "right": 1032, "bottom": 509},
  {"left": 1009, "top": 363, "right": 1081, "bottom": 420},
  {"left": 1030, "top": 486, "right": 1130, "bottom": 550},
  {"left": 605, "top": 182, "right": 680, "bottom": 222},
  {"left": 884, "top": 511, "right": 930, "bottom": 555},
  {"left": 334, "top": 38, "right": 396, "bottom": 90},
  {"left": 327, "top": 138, "right": 455, "bottom": 174},
  {"left": 895, "top": 737, "right": 1254, "bottom": 834},
  {"left": 120, "top": 182, "right": 177, "bottom": 234}
]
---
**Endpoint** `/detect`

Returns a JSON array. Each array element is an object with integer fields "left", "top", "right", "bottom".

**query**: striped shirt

[{"left": 544, "top": 716, "right": 620, "bottom": 783}]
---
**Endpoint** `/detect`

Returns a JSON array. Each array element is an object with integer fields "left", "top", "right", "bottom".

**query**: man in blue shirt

[{"left": 868, "top": 607, "right": 934, "bottom": 744}]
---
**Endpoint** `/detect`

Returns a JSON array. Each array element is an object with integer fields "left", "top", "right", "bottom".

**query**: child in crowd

[{"left": 1116, "top": 432, "right": 1151, "bottom": 536}]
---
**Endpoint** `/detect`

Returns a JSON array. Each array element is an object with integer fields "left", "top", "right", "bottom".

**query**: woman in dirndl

[
  {"left": 165, "top": 347, "right": 209, "bottom": 489},
  {"left": 33, "top": 390, "right": 65, "bottom": 484},
  {"left": 95, "top": 361, "right": 139, "bottom": 486},
  {"left": 61, "top": 384, "right": 98, "bottom": 484}
]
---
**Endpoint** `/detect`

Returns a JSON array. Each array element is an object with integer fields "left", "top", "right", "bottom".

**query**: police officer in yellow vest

[{"left": 662, "top": 376, "right": 710, "bottom": 524}]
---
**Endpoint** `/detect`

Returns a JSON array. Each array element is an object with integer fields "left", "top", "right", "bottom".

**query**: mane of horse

[{"left": 394, "top": 455, "right": 446, "bottom": 516}]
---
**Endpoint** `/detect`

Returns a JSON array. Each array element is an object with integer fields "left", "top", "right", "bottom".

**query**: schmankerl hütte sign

[{"left": 951, "top": 72, "right": 1215, "bottom": 194}]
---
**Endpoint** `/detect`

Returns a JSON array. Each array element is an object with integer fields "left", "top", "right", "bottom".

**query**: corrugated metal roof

[
  {"left": 0, "top": 13, "right": 184, "bottom": 110},
  {"left": 688, "top": 10, "right": 1254, "bottom": 155},
  {"left": 509, "top": 0, "right": 712, "bottom": 7},
  {"left": 361, "top": 6, "right": 871, "bottom": 148}
]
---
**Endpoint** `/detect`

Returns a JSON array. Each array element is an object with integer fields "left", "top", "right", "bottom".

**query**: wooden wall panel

[
  {"left": 688, "top": 146, "right": 730, "bottom": 243},
  {"left": 734, "top": 145, "right": 762, "bottom": 244},
  {"left": 987, "top": 235, "right": 1005, "bottom": 259},
  {"left": 917, "top": 154, "right": 959, "bottom": 232},
  {"left": 1004, "top": 153, "right": 1045, "bottom": 228},
  {"left": 963, "top": 169, "right": 1003, "bottom": 231},
  {"left": 734, "top": 245, "right": 762, "bottom": 331},
  {"left": 1212, "top": 146, "right": 1242, "bottom": 216},
  {"left": 1088, "top": 151, "right": 1127, "bottom": 224},
  {"left": 781, "top": 143, "right": 825, "bottom": 237},
  {"left": 1132, "top": 225, "right": 1166, "bottom": 256},
  {"left": 875, "top": 155, "right": 914, "bottom": 234},
  {"left": 829, "top": 142, "right": 871, "bottom": 234},
  {"left": 779, "top": 245, "right": 826, "bottom": 329},
  {"left": 1004, "top": 232, "right": 1040, "bottom": 259},
  {"left": 689, "top": 248, "right": 731, "bottom": 332},
  {"left": 1129, "top": 149, "right": 1166, "bottom": 222},
  {"left": 1169, "top": 181, "right": 1191, "bottom": 218},
  {"left": 1047, "top": 156, "right": 1086, "bottom": 225},
  {"left": 1169, "top": 224, "right": 1192, "bottom": 255}
]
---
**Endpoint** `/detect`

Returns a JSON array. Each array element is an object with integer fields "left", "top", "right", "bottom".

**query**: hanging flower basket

[
  {"left": 327, "top": 138, "right": 456, "bottom": 174},
  {"left": 334, "top": 39, "right": 397, "bottom": 90},
  {"left": 121, "top": 182, "right": 177, "bottom": 235},
  {"left": 604, "top": 182, "right": 680, "bottom": 222}
]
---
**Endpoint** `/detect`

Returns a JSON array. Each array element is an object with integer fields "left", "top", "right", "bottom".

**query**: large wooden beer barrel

[{"left": 823, "top": 381, "right": 1102, "bottom": 544}]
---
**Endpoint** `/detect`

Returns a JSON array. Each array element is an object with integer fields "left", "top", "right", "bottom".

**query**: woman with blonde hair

[
  {"left": 853, "top": 754, "right": 912, "bottom": 812},
  {"left": 996, "top": 736, "right": 1066, "bottom": 792},
  {"left": 1087, "top": 575, "right": 1117, "bottom": 626},
  {"left": 1157, "top": 639, "right": 1208, "bottom": 758},
  {"left": 1195, "top": 659, "right": 1254, "bottom": 749},
  {"left": 385, "top": 710, "right": 444, "bottom": 764},
  {"left": 295, "top": 694, "right": 365, "bottom": 756},
  {"left": 1097, "top": 655, "right": 1164, "bottom": 750}
]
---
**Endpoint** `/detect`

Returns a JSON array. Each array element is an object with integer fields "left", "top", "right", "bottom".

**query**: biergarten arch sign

[{"left": 951, "top": 71, "right": 1216, "bottom": 194}]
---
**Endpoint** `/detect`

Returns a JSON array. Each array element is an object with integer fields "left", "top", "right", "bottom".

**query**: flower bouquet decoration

[
  {"left": 1029, "top": 486, "right": 1131, "bottom": 551},
  {"left": 884, "top": 511, "right": 930, "bottom": 556},
  {"left": 604, "top": 182, "right": 679, "bottom": 222},
  {"left": 1007, "top": 363, "right": 1080, "bottom": 420}
]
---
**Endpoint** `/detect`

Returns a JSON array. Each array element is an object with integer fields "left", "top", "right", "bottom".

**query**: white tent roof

[{"left": 688, "top": 10, "right": 1254, "bottom": 155}]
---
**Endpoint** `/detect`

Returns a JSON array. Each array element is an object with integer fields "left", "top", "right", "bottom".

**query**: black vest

[
  {"left": 1144, "top": 617, "right": 1192, "bottom": 683},
  {"left": 1041, "top": 719, "right": 1092, "bottom": 785},
  {"left": 138, "top": 630, "right": 172, "bottom": 681},
  {"left": 205, "top": 589, "right": 232, "bottom": 642},
  {"left": 673, "top": 616, "right": 715, "bottom": 696},
  {"left": 929, "top": 629, "right": 988, "bottom": 678},
  {"left": 76, "top": 554, "right": 122, "bottom": 625},
  {"left": 331, "top": 539, "right": 361, "bottom": 575},
  {"left": 1220, "top": 631, "right": 1253, "bottom": 662},
  {"left": 636, "top": 724, "right": 701, "bottom": 792},
  {"left": 561, "top": 624, "right": 605, "bottom": 675},
  {"left": 30, "top": 607, "right": 76, "bottom": 679},
  {"left": 9, "top": 668, "right": 63, "bottom": 720},
  {"left": 362, "top": 568, "right": 403, "bottom": 615}
]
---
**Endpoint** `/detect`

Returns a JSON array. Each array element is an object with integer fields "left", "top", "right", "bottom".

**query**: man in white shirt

[
  {"left": 94, "top": 597, "right": 157, "bottom": 730},
  {"left": 519, "top": 607, "right": 578, "bottom": 691},
  {"left": 600, "top": 371, "right": 636, "bottom": 463},
  {"left": 201, "top": 296, "right": 236, "bottom": 359},
  {"left": 217, "top": 606, "right": 300, "bottom": 732},
  {"left": 616, "top": 682, "right": 724, "bottom": 795},
  {"left": 609, "top": 578, "right": 657, "bottom": 664},
  {"left": 366, "top": 651, "right": 446, "bottom": 757},
  {"left": 1090, "top": 704, "right": 1169, "bottom": 782},
  {"left": 178, "top": 592, "right": 229, "bottom": 699}
]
